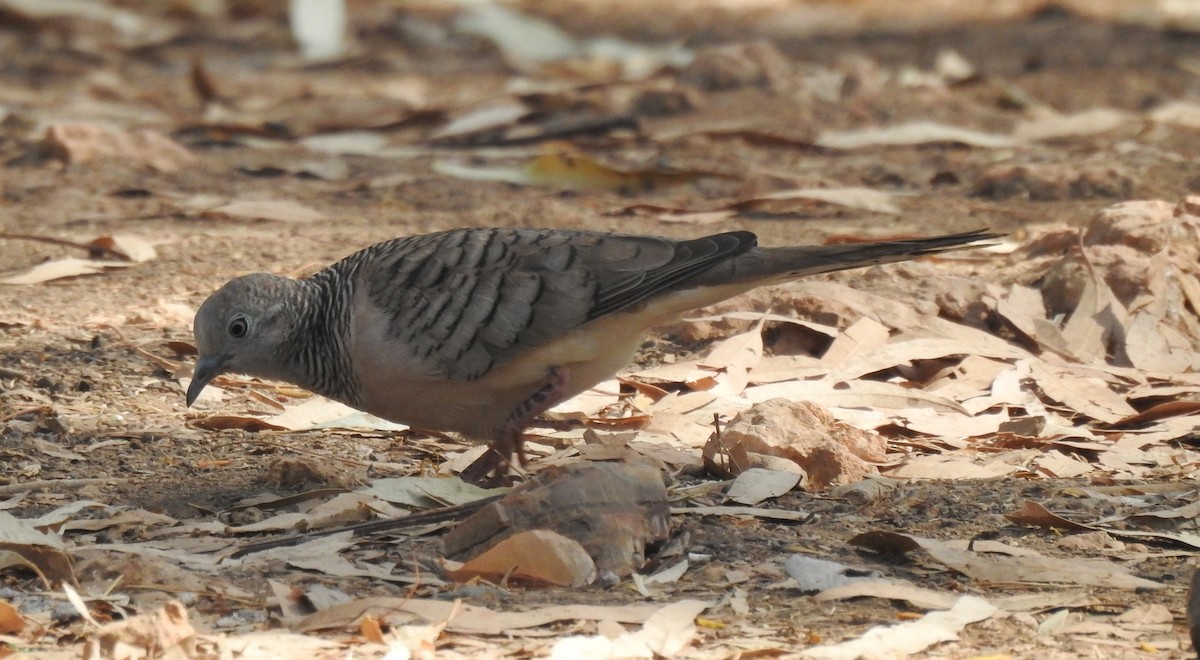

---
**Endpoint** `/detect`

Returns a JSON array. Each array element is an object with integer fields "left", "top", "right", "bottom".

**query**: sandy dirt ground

[{"left": 4, "top": 2, "right": 1200, "bottom": 658}]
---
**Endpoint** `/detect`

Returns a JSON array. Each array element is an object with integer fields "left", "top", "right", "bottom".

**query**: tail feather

[{"left": 695, "top": 229, "right": 1000, "bottom": 286}]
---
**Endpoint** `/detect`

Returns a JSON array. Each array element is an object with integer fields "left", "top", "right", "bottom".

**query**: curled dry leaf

[
  {"left": 88, "top": 235, "right": 156, "bottom": 263},
  {"left": 0, "top": 511, "right": 75, "bottom": 587}
]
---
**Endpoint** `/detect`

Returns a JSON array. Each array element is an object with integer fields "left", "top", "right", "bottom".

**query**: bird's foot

[
  {"left": 459, "top": 366, "right": 569, "bottom": 485},
  {"left": 459, "top": 433, "right": 523, "bottom": 487}
]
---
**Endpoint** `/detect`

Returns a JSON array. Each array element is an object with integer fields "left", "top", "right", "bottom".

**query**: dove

[{"left": 186, "top": 227, "right": 996, "bottom": 482}]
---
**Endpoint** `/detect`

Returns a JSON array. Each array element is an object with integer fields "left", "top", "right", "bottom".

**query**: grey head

[{"left": 187, "top": 272, "right": 304, "bottom": 406}]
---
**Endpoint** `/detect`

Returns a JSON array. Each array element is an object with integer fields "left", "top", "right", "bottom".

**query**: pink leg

[{"left": 460, "top": 366, "right": 569, "bottom": 484}]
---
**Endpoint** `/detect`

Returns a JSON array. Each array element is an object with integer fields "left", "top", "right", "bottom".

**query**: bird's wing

[{"left": 350, "top": 227, "right": 756, "bottom": 380}]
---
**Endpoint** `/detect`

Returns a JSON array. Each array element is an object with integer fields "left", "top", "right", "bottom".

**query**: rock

[{"left": 720, "top": 398, "right": 883, "bottom": 490}]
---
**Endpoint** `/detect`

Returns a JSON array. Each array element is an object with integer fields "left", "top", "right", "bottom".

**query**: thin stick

[{"left": 0, "top": 477, "right": 126, "bottom": 496}]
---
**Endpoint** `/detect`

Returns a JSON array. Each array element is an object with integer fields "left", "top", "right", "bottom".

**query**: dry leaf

[
  {"left": 289, "top": 0, "right": 346, "bottom": 60},
  {"left": 188, "top": 415, "right": 285, "bottom": 432},
  {"left": 1014, "top": 108, "right": 1128, "bottom": 141},
  {"left": 0, "top": 512, "right": 74, "bottom": 588},
  {"left": 1060, "top": 249, "right": 1127, "bottom": 364},
  {"left": 725, "top": 468, "right": 802, "bottom": 505},
  {"left": 449, "top": 530, "right": 597, "bottom": 587},
  {"left": 200, "top": 199, "right": 327, "bottom": 223},
  {"left": 81, "top": 601, "right": 195, "bottom": 660},
  {"left": 995, "top": 284, "right": 1075, "bottom": 356},
  {"left": 785, "top": 555, "right": 882, "bottom": 593},
  {"left": 816, "top": 122, "right": 1019, "bottom": 149},
  {"left": 0, "top": 600, "right": 24, "bottom": 635},
  {"left": 888, "top": 454, "right": 1020, "bottom": 480},
  {"left": 89, "top": 234, "right": 156, "bottom": 263},
  {"left": 42, "top": 122, "right": 196, "bottom": 171},
  {"left": 822, "top": 317, "right": 890, "bottom": 366},
  {"left": 267, "top": 397, "right": 408, "bottom": 432},
  {"left": 733, "top": 187, "right": 902, "bottom": 214},
  {"left": 814, "top": 579, "right": 958, "bottom": 611},
  {"left": 361, "top": 477, "right": 499, "bottom": 508},
  {"left": 1027, "top": 362, "right": 1136, "bottom": 423},
  {"left": 295, "top": 597, "right": 661, "bottom": 635},
  {"left": 801, "top": 596, "right": 996, "bottom": 659},
  {"left": 672, "top": 505, "right": 811, "bottom": 522},
  {"left": 688, "top": 323, "right": 764, "bottom": 396},
  {"left": 627, "top": 599, "right": 709, "bottom": 657},
  {"left": 0, "top": 258, "right": 132, "bottom": 285},
  {"left": 851, "top": 530, "right": 1163, "bottom": 590}
]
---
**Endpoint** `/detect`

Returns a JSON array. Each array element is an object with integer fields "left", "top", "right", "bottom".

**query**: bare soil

[{"left": 2, "top": 4, "right": 1200, "bottom": 658}]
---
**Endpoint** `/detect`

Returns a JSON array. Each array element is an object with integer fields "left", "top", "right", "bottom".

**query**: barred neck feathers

[{"left": 291, "top": 266, "right": 360, "bottom": 405}]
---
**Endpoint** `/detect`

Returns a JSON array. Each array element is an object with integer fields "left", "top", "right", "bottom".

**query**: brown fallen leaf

[
  {"left": 1107, "top": 400, "right": 1200, "bottom": 428},
  {"left": 447, "top": 529, "right": 596, "bottom": 587},
  {"left": 88, "top": 235, "right": 156, "bottom": 263},
  {"left": 0, "top": 599, "right": 24, "bottom": 634},
  {"left": 1005, "top": 500, "right": 1093, "bottom": 532},
  {"left": 0, "top": 511, "right": 76, "bottom": 588},
  {"left": 187, "top": 415, "right": 286, "bottom": 432},
  {"left": 730, "top": 187, "right": 902, "bottom": 214},
  {"left": 41, "top": 122, "right": 196, "bottom": 172}
]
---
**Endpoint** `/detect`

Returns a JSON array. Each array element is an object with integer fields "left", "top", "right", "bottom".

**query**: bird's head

[{"left": 187, "top": 273, "right": 300, "bottom": 406}]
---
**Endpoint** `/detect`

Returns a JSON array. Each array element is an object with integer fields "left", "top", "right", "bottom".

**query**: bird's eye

[{"left": 228, "top": 315, "right": 250, "bottom": 339}]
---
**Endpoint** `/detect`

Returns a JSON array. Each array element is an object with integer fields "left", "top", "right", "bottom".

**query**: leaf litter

[{"left": 4, "top": 2, "right": 1200, "bottom": 658}]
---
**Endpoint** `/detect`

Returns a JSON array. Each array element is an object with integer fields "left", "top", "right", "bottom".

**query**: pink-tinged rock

[{"left": 721, "top": 398, "right": 884, "bottom": 490}]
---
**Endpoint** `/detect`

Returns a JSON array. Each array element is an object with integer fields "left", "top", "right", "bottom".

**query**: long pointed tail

[{"left": 696, "top": 228, "right": 1000, "bottom": 286}]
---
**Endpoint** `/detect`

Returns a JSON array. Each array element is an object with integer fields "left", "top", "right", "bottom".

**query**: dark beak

[{"left": 187, "top": 355, "right": 225, "bottom": 407}]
